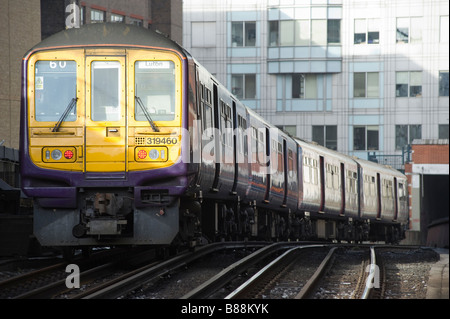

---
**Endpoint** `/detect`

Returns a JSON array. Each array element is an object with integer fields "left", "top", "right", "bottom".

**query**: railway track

[
  {"left": 0, "top": 243, "right": 438, "bottom": 299},
  {"left": 0, "top": 247, "right": 157, "bottom": 299}
]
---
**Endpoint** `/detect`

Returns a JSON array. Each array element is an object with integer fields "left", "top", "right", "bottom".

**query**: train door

[
  {"left": 211, "top": 83, "right": 220, "bottom": 191},
  {"left": 376, "top": 173, "right": 381, "bottom": 219},
  {"left": 282, "top": 139, "right": 288, "bottom": 207},
  {"left": 85, "top": 55, "right": 127, "bottom": 175},
  {"left": 319, "top": 156, "right": 325, "bottom": 211},
  {"left": 393, "top": 177, "right": 398, "bottom": 220},
  {"left": 340, "top": 163, "right": 345, "bottom": 215},
  {"left": 264, "top": 127, "right": 271, "bottom": 203}
]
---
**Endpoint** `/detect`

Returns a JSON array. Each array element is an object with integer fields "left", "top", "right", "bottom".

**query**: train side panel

[
  {"left": 295, "top": 139, "right": 321, "bottom": 213},
  {"left": 246, "top": 110, "right": 269, "bottom": 204}
]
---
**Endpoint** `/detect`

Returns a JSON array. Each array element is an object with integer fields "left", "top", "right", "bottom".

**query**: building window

[
  {"left": 396, "top": 71, "right": 422, "bottom": 97},
  {"left": 354, "top": 18, "right": 379, "bottom": 44},
  {"left": 439, "top": 71, "right": 449, "bottom": 97},
  {"left": 292, "top": 74, "right": 317, "bottom": 99},
  {"left": 312, "top": 125, "right": 337, "bottom": 150},
  {"left": 280, "top": 20, "right": 295, "bottom": 46},
  {"left": 354, "top": 125, "right": 379, "bottom": 151},
  {"left": 396, "top": 17, "right": 422, "bottom": 44},
  {"left": 354, "top": 72, "right": 379, "bottom": 98},
  {"left": 80, "top": 6, "right": 85, "bottom": 25},
  {"left": 440, "top": 16, "right": 449, "bottom": 43},
  {"left": 395, "top": 125, "right": 422, "bottom": 150},
  {"left": 91, "top": 9, "right": 105, "bottom": 23},
  {"left": 439, "top": 124, "right": 449, "bottom": 139},
  {"left": 111, "top": 13, "right": 124, "bottom": 23},
  {"left": 232, "top": 74, "right": 256, "bottom": 99},
  {"left": 276, "top": 125, "right": 297, "bottom": 138},
  {"left": 129, "top": 17, "right": 143, "bottom": 27},
  {"left": 192, "top": 22, "right": 216, "bottom": 47},
  {"left": 231, "top": 21, "right": 256, "bottom": 47},
  {"left": 311, "top": 20, "right": 327, "bottom": 46},
  {"left": 268, "top": 19, "right": 340, "bottom": 47},
  {"left": 327, "top": 19, "right": 341, "bottom": 45}
]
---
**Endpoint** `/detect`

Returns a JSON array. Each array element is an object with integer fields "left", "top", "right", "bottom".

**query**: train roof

[
  {"left": 25, "top": 23, "right": 184, "bottom": 57},
  {"left": 352, "top": 156, "right": 406, "bottom": 178},
  {"left": 294, "top": 137, "right": 357, "bottom": 164}
]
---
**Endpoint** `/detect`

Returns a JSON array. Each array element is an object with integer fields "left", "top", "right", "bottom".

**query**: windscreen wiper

[
  {"left": 135, "top": 96, "right": 159, "bottom": 132},
  {"left": 52, "top": 97, "right": 78, "bottom": 132}
]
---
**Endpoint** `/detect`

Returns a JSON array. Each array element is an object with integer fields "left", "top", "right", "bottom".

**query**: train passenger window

[
  {"left": 135, "top": 61, "right": 176, "bottom": 122},
  {"left": 35, "top": 61, "right": 77, "bottom": 122},
  {"left": 91, "top": 61, "right": 121, "bottom": 121}
]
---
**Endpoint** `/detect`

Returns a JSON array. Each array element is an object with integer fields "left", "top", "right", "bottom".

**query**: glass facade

[{"left": 184, "top": 0, "right": 449, "bottom": 159}]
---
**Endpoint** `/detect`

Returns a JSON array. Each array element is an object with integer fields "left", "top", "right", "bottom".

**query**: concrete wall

[{"left": 0, "top": 0, "right": 41, "bottom": 149}]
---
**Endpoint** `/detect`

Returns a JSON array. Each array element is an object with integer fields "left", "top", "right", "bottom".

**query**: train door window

[
  {"left": 347, "top": 170, "right": 358, "bottom": 194},
  {"left": 271, "top": 140, "right": 277, "bottom": 171},
  {"left": 313, "top": 160, "right": 318, "bottom": 184},
  {"left": 364, "top": 175, "right": 369, "bottom": 195},
  {"left": 238, "top": 115, "right": 247, "bottom": 155},
  {"left": 203, "top": 86, "right": 213, "bottom": 130},
  {"left": 251, "top": 127, "right": 258, "bottom": 163},
  {"left": 135, "top": 61, "right": 176, "bottom": 122},
  {"left": 91, "top": 61, "right": 121, "bottom": 121},
  {"left": 304, "top": 157, "right": 310, "bottom": 184},
  {"left": 220, "top": 101, "right": 232, "bottom": 147},
  {"left": 258, "top": 130, "right": 265, "bottom": 165},
  {"left": 35, "top": 60, "right": 77, "bottom": 122},
  {"left": 278, "top": 142, "right": 283, "bottom": 173},
  {"left": 371, "top": 176, "right": 376, "bottom": 195},
  {"left": 288, "top": 149, "right": 294, "bottom": 178},
  {"left": 334, "top": 165, "right": 339, "bottom": 189}
]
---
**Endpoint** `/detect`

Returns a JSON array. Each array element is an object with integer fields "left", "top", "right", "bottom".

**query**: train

[{"left": 20, "top": 23, "right": 408, "bottom": 253}]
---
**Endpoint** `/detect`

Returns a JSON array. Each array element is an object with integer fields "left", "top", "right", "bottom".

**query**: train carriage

[
  {"left": 355, "top": 158, "right": 408, "bottom": 222},
  {"left": 21, "top": 24, "right": 192, "bottom": 247},
  {"left": 20, "top": 23, "right": 409, "bottom": 251}
]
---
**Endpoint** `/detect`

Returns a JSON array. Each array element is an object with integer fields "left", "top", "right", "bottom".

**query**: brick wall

[{"left": 412, "top": 144, "right": 449, "bottom": 164}]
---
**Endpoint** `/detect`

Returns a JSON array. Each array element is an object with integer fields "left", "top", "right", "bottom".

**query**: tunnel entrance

[{"left": 421, "top": 174, "right": 449, "bottom": 247}]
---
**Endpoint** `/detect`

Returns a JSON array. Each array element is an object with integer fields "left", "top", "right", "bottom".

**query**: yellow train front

[{"left": 20, "top": 24, "right": 194, "bottom": 248}]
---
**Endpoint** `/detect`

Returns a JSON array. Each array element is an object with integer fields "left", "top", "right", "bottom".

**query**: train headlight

[
  {"left": 148, "top": 149, "right": 159, "bottom": 160},
  {"left": 135, "top": 146, "right": 168, "bottom": 162},
  {"left": 42, "top": 147, "right": 76, "bottom": 163},
  {"left": 51, "top": 149, "right": 62, "bottom": 161}
]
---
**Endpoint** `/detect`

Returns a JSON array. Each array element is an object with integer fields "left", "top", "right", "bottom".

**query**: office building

[{"left": 183, "top": 0, "right": 449, "bottom": 168}]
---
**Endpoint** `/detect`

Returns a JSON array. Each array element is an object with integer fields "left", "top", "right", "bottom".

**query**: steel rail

[
  {"left": 182, "top": 242, "right": 293, "bottom": 299},
  {"left": 361, "top": 246, "right": 377, "bottom": 299},
  {"left": 294, "top": 246, "right": 337, "bottom": 299},
  {"left": 83, "top": 241, "right": 266, "bottom": 299},
  {"left": 224, "top": 244, "right": 328, "bottom": 299}
]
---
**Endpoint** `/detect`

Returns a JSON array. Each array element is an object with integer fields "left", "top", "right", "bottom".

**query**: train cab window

[
  {"left": 91, "top": 61, "right": 121, "bottom": 121},
  {"left": 135, "top": 61, "right": 176, "bottom": 122},
  {"left": 35, "top": 61, "right": 77, "bottom": 122}
]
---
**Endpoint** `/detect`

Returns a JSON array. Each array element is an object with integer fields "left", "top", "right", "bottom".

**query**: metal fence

[{"left": 368, "top": 145, "right": 412, "bottom": 173}]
